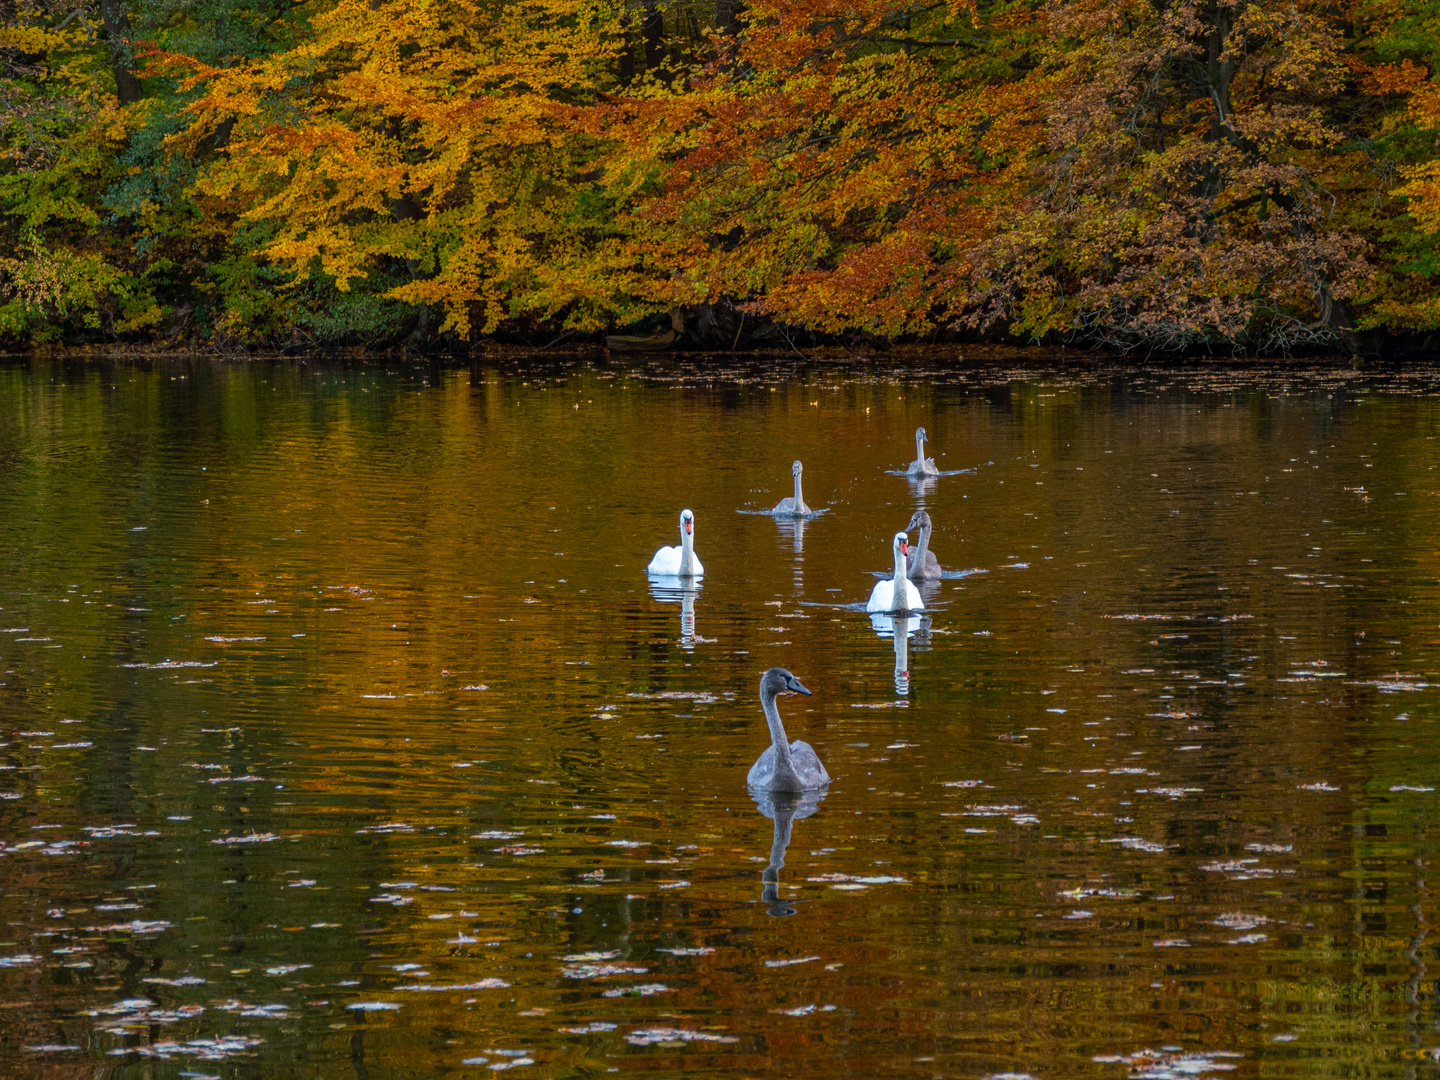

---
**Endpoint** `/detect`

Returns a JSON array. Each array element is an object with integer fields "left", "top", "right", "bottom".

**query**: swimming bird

[
  {"left": 771, "top": 460, "right": 811, "bottom": 516},
  {"left": 747, "top": 668, "right": 830, "bottom": 792},
  {"left": 906, "top": 426, "right": 939, "bottom": 476},
  {"left": 867, "top": 532, "right": 925, "bottom": 612},
  {"left": 905, "top": 509, "right": 942, "bottom": 579},
  {"left": 647, "top": 509, "right": 704, "bottom": 576}
]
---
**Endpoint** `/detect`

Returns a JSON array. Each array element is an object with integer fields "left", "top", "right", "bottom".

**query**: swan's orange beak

[
  {"left": 901, "top": 539, "right": 910, "bottom": 556},
  {"left": 685, "top": 520, "right": 692, "bottom": 535}
]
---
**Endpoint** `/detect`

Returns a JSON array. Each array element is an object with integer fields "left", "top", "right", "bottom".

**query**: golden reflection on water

[{"left": 1, "top": 356, "right": 1440, "bottom": 1077}]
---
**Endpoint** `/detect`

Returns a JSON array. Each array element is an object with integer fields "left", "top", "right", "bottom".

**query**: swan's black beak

[{"left": 787, "top": 678, "right": 811, "bottom": 696}]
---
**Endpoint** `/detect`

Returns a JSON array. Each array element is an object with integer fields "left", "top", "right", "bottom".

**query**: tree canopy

[{"left": 1, "top": 0, "right": 1438, "bottom": 351}]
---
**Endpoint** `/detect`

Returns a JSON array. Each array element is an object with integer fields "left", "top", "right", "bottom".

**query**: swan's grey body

[
  {"left": 867, "top": 532, "right": 924, "bottom": 612},
  {"left": 905, "top": 509, "right": 942, "bottom": 579},
  {"left": 907, "top": 426, "right": 939, "bottom": 476},
  {"left": 771, "top": 460, "right": 811, "bottom": 516},
  {"left": 747, "top": 668, "right": 830, "bottom": 792},
  {"left": 648, "top": 509, "right": 704, "bottom": 576}
]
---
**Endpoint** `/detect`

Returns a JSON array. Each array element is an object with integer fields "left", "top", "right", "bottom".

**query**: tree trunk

[
  {"left": 715, "top": 0, "right": 742, "bottom": 67},
  {"left": 641, "top": 0, "right": 664, "bottom": 72},
  {"left": 617, "top": 12, "right": 636, "bottom": 85},
  {"left": 99, "top": 0, "right": 143, "bottom": 105},
  {"left": 1203, "top": 5, "right": 1233, "bottom": 144}
]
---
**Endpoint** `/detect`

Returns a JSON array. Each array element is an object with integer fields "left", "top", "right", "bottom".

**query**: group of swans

[
  {"left": 650, "top": 504, "right": 940, "bottom": 615},
  {"left": 649, "top": 428, "right": 944, "bottom": 601},
  {"left": 864, "top": 505, "right": 943, "bottom": 611},
  {"left": 867, "top": 532, "right": 924, "bottom": 612},
  {"left": 646, "top": 427, "right": 954, "bottom": 794},
  {"left": 646, "top": 461, "right": 804, "bottom": 577}
]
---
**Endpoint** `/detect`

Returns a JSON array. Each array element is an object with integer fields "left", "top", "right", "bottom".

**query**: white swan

[
  {"left": 771, "top": 460, "right": 811, "bottom": 516},
  {"left": 648, "top": 509, "right": 704, "bottom": 576},
  {"left": 906, "top": 426, "right": 939, "bottom": 476},
  {"left": 747, "top": 668, "right": 830, "bottom": 792},
  {"left": 905, "top": 509, "right": 942, "bottom": 579},
  {"left": 867, "top": 532, "right": 924, "bottom": 612}
]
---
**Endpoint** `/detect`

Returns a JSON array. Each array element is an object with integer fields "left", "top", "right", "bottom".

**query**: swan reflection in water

[
  {"left": 773, "top": 514, "right": 807, "bottom": 555},
  {"left": 648, "top": 579, "right": 702, "bottom": 649},
  {"left": 773, "top": 515, "right": 807, "bottom": 591},
  {"left": 869, "top": 612, "right": 931, "bottom": 695},
  {"left": 908, "top": 474, "right": 938, "bottom": 501},
  {"left": 751, "top": 788, "right": 827, "bottom": 917}
]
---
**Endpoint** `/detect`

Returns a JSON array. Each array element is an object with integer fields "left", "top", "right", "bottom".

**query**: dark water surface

[{"left": 4, "top": 354, "right": 1440, "bottom": 1079}]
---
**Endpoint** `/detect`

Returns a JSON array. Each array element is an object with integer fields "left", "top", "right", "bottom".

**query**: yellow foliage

[
  {"left": 1397, "top": 161, "right": 1440, "bottom": 235},
  {"left": 171, "top": 0, "right": 632, "bottom": 336}
]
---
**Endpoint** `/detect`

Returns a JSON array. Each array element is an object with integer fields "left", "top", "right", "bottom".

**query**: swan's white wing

[
  {"left": 648, "top": 545, "right": 682, "bottom": 574},
  {"left": 904, "top": 579, "right": 924, "bottom": 610},
  {"left": 867, "top": 579, "right": 893, "bottom": 612}
]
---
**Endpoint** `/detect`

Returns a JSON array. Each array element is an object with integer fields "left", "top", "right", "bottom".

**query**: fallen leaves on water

[
  {"left": 211, "top": 833, "right": 281, "bottom": 845},
  {"left": 602, "top": 982, "right": 670, "bottom": 997},
  {"left": 397, "top": 979, "right": 511, "bottom": 991},
  {"left": 624, "top": 1026, "right": 738, "bottom": 1046},
  {"left": 563, "top": 963, "right": 647, "bottom": 979},
  {"left": 108, "top": 1035, "right": 264, "bottom": 1060},
  {"left": 764, "top": 956, "right": 820, "bottom": 968}
]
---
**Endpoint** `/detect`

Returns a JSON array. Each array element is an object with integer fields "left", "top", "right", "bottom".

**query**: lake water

[{"left": 3, "top": 353, "right": 1440, "bottom": 1078}]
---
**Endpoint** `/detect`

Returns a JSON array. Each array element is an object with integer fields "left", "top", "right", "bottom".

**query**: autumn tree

[
  {"left": 3, "top": 0, "right": 1440, "bottom": 350},
  {"left": 969, "top": 0, "right": 1379, "bottom": 351},
  {"left": 587, "top": 0, "right": 1053, "bottom": 340},
  {"left": 167, "top": 0, "right": 670, "bottom": 343},
  {"left": 1364, "top": 0, "right": 1440, "bottom": 333},
  {"left": 0, "top": 1, "right": 162, "bottom": 340}
]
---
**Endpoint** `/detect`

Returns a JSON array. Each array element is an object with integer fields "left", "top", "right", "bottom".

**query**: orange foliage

[{"left": 151, "top": 0, "right": 1440, "bottom": 346}]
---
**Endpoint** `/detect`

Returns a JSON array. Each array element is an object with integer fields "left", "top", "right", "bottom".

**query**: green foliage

[
  {"left": 0, "top": 233, "right": 162, "bottom": 341},
  {"left": 2, "top": 0, "right": 1440, "bottom": 349}
]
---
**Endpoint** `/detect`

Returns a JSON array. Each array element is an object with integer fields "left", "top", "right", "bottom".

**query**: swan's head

[
  {"left": 916, "top": 426, "right": 927, "bottom": 442},
  {"left": 893, "top": 531, "right": 910, "bottom": 558},
  {"left": 761, "top": 666, "right": 811, "bottom": 697},
  {"left": 792, "top": 460, "right": 803, "bottom": 476},
  {"left": 906, "top": 509, "right": 931, "bottom": 531},
  {"left": 680, "top": 508, "right": 695, "bottom": 536}
]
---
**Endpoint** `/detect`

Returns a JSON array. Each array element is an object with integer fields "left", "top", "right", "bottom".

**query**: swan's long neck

[
  {"left": 793, "top": 470, "right": 804, "bottom": 509},
  {"left": 915, "top": 520, "right": 931, "bottom": 562},
  {"left": 678, "top": 522, "right": 695, "bottom": 575},
  {"left": 915, "top": 431, "right": 925, "bottom": 461},
  {"left": 893, "top": 542, "right": 908, "bottom": 590},
  {"left": 762, "top": 690, "right": 798, "bottom": 783}
]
